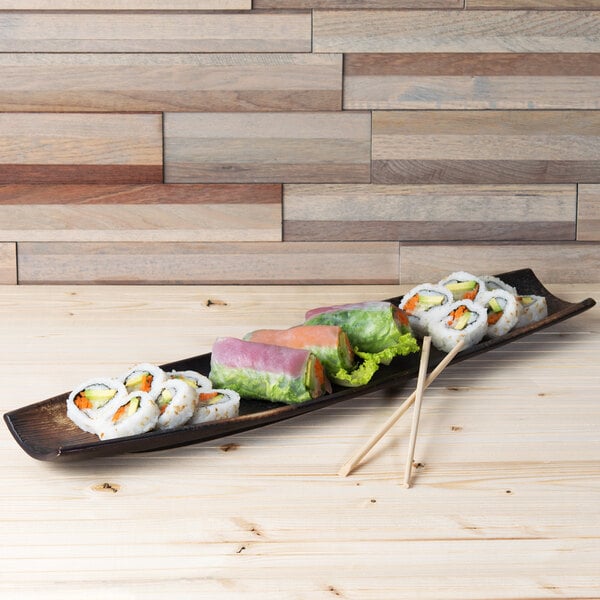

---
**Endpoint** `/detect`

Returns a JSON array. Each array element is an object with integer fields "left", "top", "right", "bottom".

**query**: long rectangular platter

[{"left": 3, "top": 268, "right": 596, "bottom": 462}]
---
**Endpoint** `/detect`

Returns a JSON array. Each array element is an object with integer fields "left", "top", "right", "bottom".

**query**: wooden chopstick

[
  {"left": 403, "top": 336, "right": 431, "bottom": 488},
  {"left": 338, "top": 338, "right": 465, "bottom": 478}
]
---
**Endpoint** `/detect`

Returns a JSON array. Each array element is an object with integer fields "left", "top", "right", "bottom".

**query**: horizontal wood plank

[
  {"left": 0, "top": 243, "right": 17, "bottom": 285},
  {"left": 0, "top": 0, "right": 250, "bottom": 7},
  {"left": 313, "top": 10, "right": 600, "bottom": 53},
  {"left": 283, "top": 184, "right": 576, "bottom": 241},
  {"left": 0, "top": 12, "right": 311, "bottom": 53},
  {"left": 164, "top": 112, "right": 371, "bottom": 183},
  {"left": 0, "top": 184, "right": 281, "bottom": 243},
  {"left": 344, "top": 53, "right": 600, "bottom": 109},
  {"left": 399, "top": 242, "right": 600, "bottom": 283},
  {"left": 16, "top": 242, "right": 399, "bottom": 284},
  {"left": 0, "top": 114, "right": 162, "bottom": 184},
  {"left": 0, "top": 53, "right": 341, "bottom": 112},
  {"left": 577, "top": 185, "right": 600, "bottom": 241},
  {"left": 256, "top": 0, "right": 462, "bottom": 7},
  {"left": 372, "top": 110, "right": 600, "bottom": 184},
  {"left": 467, "top": 0, "right": 600, "bottom": 8}
]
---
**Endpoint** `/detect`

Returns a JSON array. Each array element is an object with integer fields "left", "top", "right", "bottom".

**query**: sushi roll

[
  {"left": 481, "top": 274, "right": 518, "bottom": 296},
  {"left": 428, "top": 299, "right": 488, "bottom": 353},
  {"left": 399, "top": 284, "right": 453, "bottom": 338},
  {"left": 155, "top": 379, "right": 197, "bottom": 430},
  {"left": 210, "top": 337, "right": 331, "bottom": 404},
  {"left": 121, "top": 363, "right": 166, "bottom": 400},
  {"left": 95, "top": 391, "right": 160, "bottom": 440},
  {"left": 477, "top": 289, "right": 521, "bottom": 338},
  {"left": 66, "top": 377, "right": 127, "bottom": 435},
  {"left": 190, "top": 389, "right": 241, "bottom": 425},
  {"left": 515, "top": 295, "right": 548, "bottom": 327},
  {"left": 168, "top": 369, "right": 212, "bottom": 395},
  {"left": 439, "top": 271, "right": 485, "bottom": 302}
]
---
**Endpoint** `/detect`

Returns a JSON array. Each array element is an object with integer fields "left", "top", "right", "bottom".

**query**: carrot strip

[
  {"left": 199, "top": 391, "right": 219, "bottom": 402},
  {"left": 74, "top": 393, "right": 92, "bottom": 410},
  {"left": 403, "top": 294, "right": 419, "bottom": 314},
  {"left": 112, "top": 404, "right": 128, "bottom": 423}
]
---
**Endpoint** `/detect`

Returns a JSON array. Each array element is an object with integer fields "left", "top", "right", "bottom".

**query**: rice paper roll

[
  {"left": 209, "top": 337, "right": 331, "bottom": 404},
  {"left": 304, "top": 301, "right": 412, "bottom": 354},
  {"left": 477, "top": 289, "right": 521, "bottom": 338},
  {"left": 243, "top": 325, "right": 355, "bottom": 378},
  {"left": 439, "top": 271, "right": 485, "bottom": 302},
  {"left": 516, "top": 295, "right": 548, "bottom": 327},
  {"left": 428, "top": 299, "right": 487, "bottom": 353},
  {"left": 121, "top": 363, "right": 166, "bottom": 400},
  {"left": 66, "top": 377, "right": 127, "bottom": 435},
  {"left": 96, "top": 391, "right": 160, "bottom": 440},
  {"left": 190, "top": 389, "right": 240, "bottom": 425},
  {"left": 156, "top": 379, "right": 196, "bottom": 430},
  {"left": 399, "top": 284, "right": 453, "bottom": 338}
]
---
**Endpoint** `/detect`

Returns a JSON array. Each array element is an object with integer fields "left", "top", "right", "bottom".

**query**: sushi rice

[
  {"left": 477, "top": 289, "right": 521, "bottom": 338},
  {"left": 121, "top": 362, "right": 166, "bottom": 400},
  {"left": 428, "top": 299, "right": 488, "bottom": 353},
  {"left": 156, "top": 378, "right": 197, "bottom": 430},
  {"left": 66, "top": 377, "right": 127, "bottom": 435},
  {"left": 399, "top": 283, "right": 453, "bottom": 337},
  {"left": 190, "top": 388, "right": 241, "bottom": 425},
  {"left": 96, "top": 391, "right": 160, "bottom": 440}
]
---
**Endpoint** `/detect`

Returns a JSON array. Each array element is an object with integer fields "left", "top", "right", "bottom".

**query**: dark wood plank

[{"left": 0, "top": 184, "right": 281, "bottom": 205}]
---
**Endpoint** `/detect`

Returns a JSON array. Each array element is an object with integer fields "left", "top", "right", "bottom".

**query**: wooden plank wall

[{"left": 0, "top": 2, "right": 599, "bottom": 285}]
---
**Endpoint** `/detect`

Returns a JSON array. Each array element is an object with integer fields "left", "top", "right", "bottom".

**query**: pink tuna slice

[
  {"left": 211, "top": 337, "right": 309, "bottom": 377},
  {"left": 305, "top": 300, "right": 391, "bottom": 320}
]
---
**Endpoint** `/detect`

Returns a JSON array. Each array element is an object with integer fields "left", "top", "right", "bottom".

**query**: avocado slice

[
  {"left": 488, "top": 297, "right": 503, "bottom": 313},
  {"left": 126, "top": 396, "right": 140, "bottom": 416},
  {"left": 445, "top": 280, "right": 477, "bottom": 292},
  {"left": 418, "top": 294, "right": 445, "bottom": 307},
  {"left": 83, "top": 387, "right": 117, "bottom": 408},
  {"left": 453, "top": 310, "right": 472, "bottom": 330}
]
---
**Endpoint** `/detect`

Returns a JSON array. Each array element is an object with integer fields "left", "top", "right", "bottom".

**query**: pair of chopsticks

[{"left": 338, "top": 337, "right": 465, "bottom": 486}]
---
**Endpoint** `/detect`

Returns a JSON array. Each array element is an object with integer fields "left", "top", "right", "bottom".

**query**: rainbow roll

[{"left": 209, "top": 337, "right": 331, "bottom": 404}]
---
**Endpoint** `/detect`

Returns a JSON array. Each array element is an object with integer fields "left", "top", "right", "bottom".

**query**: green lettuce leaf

[{"left": 331, "top": 333, "right": 420, "bottom": 387}]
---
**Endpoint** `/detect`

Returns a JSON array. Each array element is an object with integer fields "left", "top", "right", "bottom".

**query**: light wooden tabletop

[{"left": 1, "top": 283, "right": 599, "bottom": 599}]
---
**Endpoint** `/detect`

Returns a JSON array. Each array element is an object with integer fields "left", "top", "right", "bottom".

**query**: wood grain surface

[
  {"left": 0, "top": 12, "right": 312, "bottom": 53},
  {"left": 164, "top": 112, "right": 371, "bottom": 183},
  {"left": 313, "top": 10, "right": 600, "bottom": 53},
  {"left": 398, "top": 243, "right": 600, "bottom": 283},
  {"left": 468, "top": 0, "right": 600, "bottom": 8},
  {"left": 0, "top": 243, "right": 16, "bottom": 285},
  {"left": 0, "top": 184, "right": 282, "bottom": 243},
  {"left": 0, "top": 53, "right": 342, "bottom": 112},
  {"left": 0, "top": 114, "right": 163, "bottom": 184},
  {"left": 257, "top": 0, "right": 462, "bottom": 7},
  {"left": 577, "top": 185, "right": 600, "bottom": 241},
  {"left": 1, "top": 283, "right": 599, "bottom": 598},
  {"left": 0, "top": 0, "right": 251, "bottom": 7},
  {"left": 283, "top": 184, "right": 576, "bottom": 241},
  {"left": 372, "top": 110, "right": 600, "bottom": 184},
  {"left": 344, "top": 53, "right": 600, "bottom": 109},
  {"left": 17, "top": 241, "right": 399, "bottom": 284}
]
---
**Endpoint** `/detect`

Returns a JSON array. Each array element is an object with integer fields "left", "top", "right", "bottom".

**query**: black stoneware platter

[{"left": 4, "top": 269, "right": 596, "bottom": 462}]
